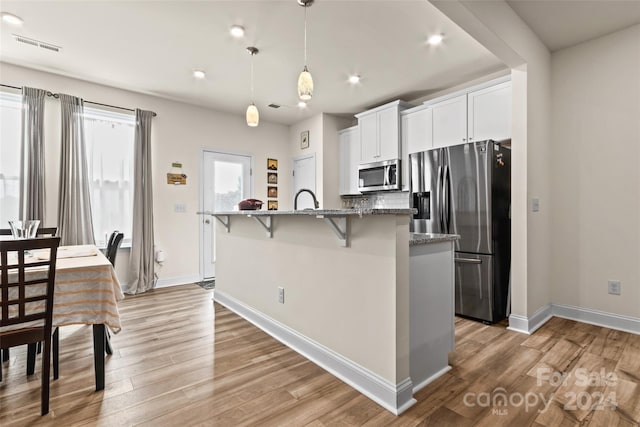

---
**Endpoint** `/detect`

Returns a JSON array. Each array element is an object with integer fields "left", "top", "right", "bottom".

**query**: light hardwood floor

[{"left": 1, "top": 285, "right": 639, "bottom": 426}]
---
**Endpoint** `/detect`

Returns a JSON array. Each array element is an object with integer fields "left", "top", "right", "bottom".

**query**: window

[
  {"left": 83, "top": 108, "right": 135, "bottom": 247},
  {"left": 0, "top": 92, "right": 21, "bottom": 226}
]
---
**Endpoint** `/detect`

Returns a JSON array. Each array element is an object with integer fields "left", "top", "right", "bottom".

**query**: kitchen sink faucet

[{"left": 294, "top": 188, "right": 320, "bottom": 210}]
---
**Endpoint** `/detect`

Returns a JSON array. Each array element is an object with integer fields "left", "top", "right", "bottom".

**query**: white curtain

[
  {"left": 57, "top": 94, "right": 95, "bottom": 245},
  {"left": 19, "top": 87, "right": 47, "bottom": 221},
  {"left": 126, "top": 109, "right": 155, "bottom": 294}
]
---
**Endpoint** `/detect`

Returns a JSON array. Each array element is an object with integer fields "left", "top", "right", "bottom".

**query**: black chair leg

[
  {"left": 27, "top": 343, "right": 37, "bottom": 375},
  {"left": 37, "top": 341, "right": 42, "bottom": 354},
  {"left": 2, "top": 348, "right": 9, "bottom": 362},
  {"left": 53, "top": 328, "right": 59, "bottom": 380},
  {"left": 41, "top": 335, "right": 51, "bottom": 415}
]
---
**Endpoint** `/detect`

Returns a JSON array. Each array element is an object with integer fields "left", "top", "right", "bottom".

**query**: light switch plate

[
  {"left": 174, "top": 203, "right": 186, "bottom": 213},
  {"left": 532, "top": 198, "right": 540, "bottom": 212}
]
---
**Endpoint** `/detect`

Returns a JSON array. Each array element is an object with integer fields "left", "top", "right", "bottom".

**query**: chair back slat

[{"left": 0, "top": 238, "right": 60, "bottom": 332}]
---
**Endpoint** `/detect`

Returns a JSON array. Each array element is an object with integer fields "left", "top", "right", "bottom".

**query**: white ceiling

[
  {"left": 4, "top": 1, "right": 636, "bottom": 125},
  {"left": 507, "top": 0, "right": 640, "bottom": 52},
  {"left": 0, "top": 1, "right": 505, "bottom": 125}
]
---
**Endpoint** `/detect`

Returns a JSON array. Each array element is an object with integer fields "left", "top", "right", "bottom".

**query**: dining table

[{"left": 1, "top": 243, "right": 124, "bottom": 391}]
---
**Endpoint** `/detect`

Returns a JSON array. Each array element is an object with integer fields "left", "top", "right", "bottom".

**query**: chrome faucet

[{"left": 294, "top": 188, "right": 320, "bottom": 210}]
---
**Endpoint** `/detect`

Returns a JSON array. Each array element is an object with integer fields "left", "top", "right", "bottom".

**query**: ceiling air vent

[
  {"left": 268, "top": 103, "right": 281, "bottom": 109},
  {"left": 13, "top": 34, "right": 62, "bottom": 53}
]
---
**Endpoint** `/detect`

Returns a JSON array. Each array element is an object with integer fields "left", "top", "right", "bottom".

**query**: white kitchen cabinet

[
  {"left": 358, "top": 113, "right": 378, "bottom": 164},
  {"left": 467, "top": 81, "right": 512, "bottom": 143},
  {"left": 338, "top": 126, "right": 360, "bottom": 195},
  {"left": 429, "top": 80, "right": 512, "bottom": 148},
  {"left": 401, "top": 106, "right": 433, "bottom": 190},
  {"left": 432, "top": 94, "right": 467, "bottom": 148},
  {"left": 356, "top": 100, "right": 412, "bottom": 164}
]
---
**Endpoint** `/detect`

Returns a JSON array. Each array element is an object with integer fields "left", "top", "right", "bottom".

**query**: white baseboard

[
  {"left": 155, "top": 274, "right": 201, "bottom": 289},
  {"left": 412, "top": 365, "right": 452, "bottom": 394},
  {"left": 214, "top": 290, "right": 416, "bottom": 415},
  {"left": 508, "top": 303, "right": 640, "bottom": 336},
  {"left": 552, "top": 304, "right": 640, "bottom": 335},
  {"left": 507, "top": 304, "right": 552, "bottom": 335}
]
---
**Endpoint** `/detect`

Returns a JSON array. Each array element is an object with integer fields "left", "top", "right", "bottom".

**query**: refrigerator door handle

[
  {"left": 443, "top": 165, "right": 451, "bottom": 234},
  {"left": 454, "top": 257, "right": 482, "bottom": 264},
  {"left": 436, "top": 165, "right": 444, "bottom": 232}
]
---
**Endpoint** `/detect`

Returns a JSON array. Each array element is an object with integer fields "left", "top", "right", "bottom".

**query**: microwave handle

[{"left": 384, "top": 165, "right": 391, "bottom": 186}]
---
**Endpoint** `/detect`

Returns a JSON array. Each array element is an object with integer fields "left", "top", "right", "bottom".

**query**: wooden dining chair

[
  {"left": 0, "top": 226, "right": 58, "bottom": 363},
  {"left": 0, "top": 237, "right": 61, "bottom": 415},
  {"left": 0, "top": 227, "right": 58, "bottom": 237},
  {"left": 102, "top": 230, "right": 123, "bottom": 356},
  {"left": 106, "top": 231, "right": 124, "bottom": 267}
]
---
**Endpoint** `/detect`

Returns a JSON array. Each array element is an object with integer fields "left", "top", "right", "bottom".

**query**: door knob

[{"left": 204, "top": 219, "right": 211, "bottom": 224}]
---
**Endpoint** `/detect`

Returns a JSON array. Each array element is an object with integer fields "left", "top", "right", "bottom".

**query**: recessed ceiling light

[
  {"left": 193, "top": 70, "right": 206, "bottom": 79},
  {"left": 230, "top": 25, "right": 245, "bottom": 38},
  {"left": 298, "top": 101, "right": 307, "bottom": 108},
  {"left": 348, "top": 74, "right": 360, "bottom": 84},
  {"left": 1, "top": 12, "right": 24, "bottom": 26},
  {"left": 427, "top": 34, "right": 444, "bottom": 46}
]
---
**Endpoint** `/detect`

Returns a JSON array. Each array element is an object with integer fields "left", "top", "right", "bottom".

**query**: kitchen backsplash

[{"left": 341, "top": 191, "right": 410, "bottom": 209}]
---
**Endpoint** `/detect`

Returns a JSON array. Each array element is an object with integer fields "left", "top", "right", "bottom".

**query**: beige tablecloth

[{"left": 1, "top": 245, "right": 124, "bottom": 333}]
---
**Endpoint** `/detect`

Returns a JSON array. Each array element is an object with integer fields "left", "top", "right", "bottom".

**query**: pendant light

[
  {"left": 297, "top": 0, "right": 314, "bottom": 101},
  {"left": 246, "top": 46, "right": 259, "bottom": 127}
]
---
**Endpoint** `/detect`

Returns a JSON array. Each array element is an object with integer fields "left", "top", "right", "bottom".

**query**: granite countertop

[
  {"left": 205, "top": 208, "right": 417, "bottom": 217},
  {"left": 410, "top": 233, "right": 460, "bottom": 246}
]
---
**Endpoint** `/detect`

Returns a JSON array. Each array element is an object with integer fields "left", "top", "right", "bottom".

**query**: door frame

[{"left": 199, "top": 148, "right": 254, "bottom": 281}]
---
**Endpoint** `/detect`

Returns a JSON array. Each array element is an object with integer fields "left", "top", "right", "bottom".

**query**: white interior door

[
  {"left": 292, "top": 154, "right": 316, "bottom": 209},
  {"left": 201, "top": 151, "right": 252, "bottom": 279}
]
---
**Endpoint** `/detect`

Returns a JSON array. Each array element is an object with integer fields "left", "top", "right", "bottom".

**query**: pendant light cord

[
  {"left": 304, "top": 5, "right": 308, "bottom": 65},
  {"left": 250, "top": 54, "right": 255, "bottom": 103}
]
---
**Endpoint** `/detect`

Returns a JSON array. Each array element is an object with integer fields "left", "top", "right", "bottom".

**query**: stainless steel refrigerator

[{"left": 410, "top": 140, "right": 511, "bottom": 323}]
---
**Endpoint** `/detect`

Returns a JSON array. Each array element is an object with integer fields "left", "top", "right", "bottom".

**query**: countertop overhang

[
  {"left": 203, "top": 208, "right": 417, "bottom": 216},
  {"left": 410, "top": 233, "right": 460, "bottom": 246}
]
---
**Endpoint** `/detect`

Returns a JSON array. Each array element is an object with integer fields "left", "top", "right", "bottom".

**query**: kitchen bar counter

[
  {"left": 212, "top": 207, "right": 454, "bottom": 415},
  {"left": 204, "top": 208, "right": 416, "bottom": 216}
]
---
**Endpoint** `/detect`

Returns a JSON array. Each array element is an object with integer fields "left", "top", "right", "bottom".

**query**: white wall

[
  {"left": 288, "top": 113, "right": 352, "bottom": 209},
  {"left": 550, "top": 24, "right": 640, "bottom": 318},
  {"left": 0, "top": 62, "right": 291, "bottom": 287}
]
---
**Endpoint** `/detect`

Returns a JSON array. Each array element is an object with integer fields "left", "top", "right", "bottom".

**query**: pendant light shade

[
  {"left": 298, "top": 0, "right": 314, "bottom": 101},
  {"left": 246, "top": 103, "right": 259, "bottom": 127},
  {"left": 246, "top": 46, "right": 259, "bottom": 127},
  {"left": 298, "top": 66, "right": 313, "bottom": 101}
]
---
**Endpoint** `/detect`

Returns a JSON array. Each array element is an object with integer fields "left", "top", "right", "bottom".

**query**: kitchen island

[{"left": 209, "top": 209, "right": 456, "bottom": 415}]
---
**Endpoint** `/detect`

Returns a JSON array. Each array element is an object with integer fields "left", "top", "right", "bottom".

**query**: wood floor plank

[{"left": 1, "top": 284, "right": 639, "bottom": 426}]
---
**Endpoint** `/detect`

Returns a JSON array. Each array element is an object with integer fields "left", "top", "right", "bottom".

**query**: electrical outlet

[
  {"left": 608, "top": 280, "right": 621, "bottom": 295},
  {"left": 278, "top": 287, "right": 285, "bottom": 304}
]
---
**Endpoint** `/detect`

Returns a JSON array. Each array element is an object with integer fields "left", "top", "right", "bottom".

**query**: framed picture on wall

[
  {"left": 268, "top": 200, "right": 278, "bottom": 210},
  {"left": 268, "top": 186, "right": 278, "bottom": 198},
  {"left": 267, "top": 158, "right": 278, "bottom": 170},
  {"left": 267, "top": 172, "right": 278, "bottom": 184},
  {"left": 300, "top": 130, "right": 309, "bottom": 149}
]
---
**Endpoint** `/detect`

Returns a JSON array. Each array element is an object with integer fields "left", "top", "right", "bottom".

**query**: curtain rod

[{"left": 0, "top": 83, "right": 157, "bottom": 117}]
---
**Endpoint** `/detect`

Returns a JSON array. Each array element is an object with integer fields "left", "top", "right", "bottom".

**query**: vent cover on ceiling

[
  {"left": 13, "top": 34, "right": 62, "bottom": 53},
  {"left": 268, "top": 103, "right": 281, "bottom": 109}
]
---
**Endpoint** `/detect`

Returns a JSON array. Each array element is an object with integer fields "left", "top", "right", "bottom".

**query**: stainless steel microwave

[{"left": 358, "top": 159, "right": 401, "bottom": 192}]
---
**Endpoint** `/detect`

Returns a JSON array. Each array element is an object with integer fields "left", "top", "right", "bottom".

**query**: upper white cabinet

[
  {"left": 403, "top": 107, "right": 433, "bottom": 155},
  {"left": 401, "top": 106, "right": 433, "bottom": 190},
  {"left": 467, "top": 81, "right": 512, "bottom": 143},
  {"left": 429, "top": 80, "right": 512, "bottom": 148},
  {"left": 338, "top": 126, "right": 361, "bottom": 195},
  {"left": 356, "top": 100, "right": 412, "bottom": 164},
  {"left": 432, "top": 94, "right": 468, "bottom": 148}
]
